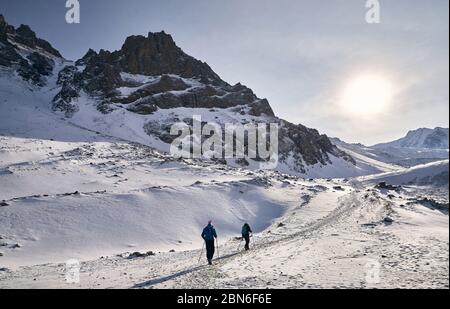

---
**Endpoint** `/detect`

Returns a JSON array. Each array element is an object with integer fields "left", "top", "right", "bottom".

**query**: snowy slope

[
  {"left": 0, "top": 72, "right": 296, "bottom": 268},
  {"left": 0, "top": 83, "right": 292, "bottom": 268},
  {"left": 330, "top": 138, "right": 402, "bottom": 175},
  {"left": 0, "top": 130, "right": 298, "bottom": 267},
  {"left": 332, "top": 136, "right": 449, "bottom": 168},
  {"left": 1, "top": 181, "right": 448, "bottom": 289},
  {"left": 360, "top": 160, "right": 449, "bottom": 187},
  {"left": 0, "top": 64, "right": 389, "bottom": 269}
]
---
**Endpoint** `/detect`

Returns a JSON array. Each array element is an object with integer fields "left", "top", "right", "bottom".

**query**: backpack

[
  {"left": 202, "top": 225, "right": 216, "bottom": 241},
  {"left": 241, "top": 224, "right": 249, "bottom": 236}
]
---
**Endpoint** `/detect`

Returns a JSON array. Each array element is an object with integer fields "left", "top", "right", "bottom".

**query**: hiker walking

[
  {"left": 201, "top": 220, "right": 217, "bottom": 265},
  {"left": 241, "top": 222, "right": 253, "bottom": 250}
]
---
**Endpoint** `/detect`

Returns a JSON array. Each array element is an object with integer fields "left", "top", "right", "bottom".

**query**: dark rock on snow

[{"left": 128, "top": 251, "right": 155, "bottom": 259}]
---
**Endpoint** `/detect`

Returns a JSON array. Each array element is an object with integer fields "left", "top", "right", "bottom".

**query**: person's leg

[
  {"left": 206, "top": 241, "right": 212, "bottom": 261},
  {"left": 210, "top": 240, "right": 215, "bottom": 259},
  {"left": 244, "top": 235, "right": 250, "bottom": 250},
  {"left": 206, "top": 240, "right": 215, "bottom": 263}
]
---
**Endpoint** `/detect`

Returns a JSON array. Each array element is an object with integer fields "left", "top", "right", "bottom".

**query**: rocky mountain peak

[
  {"left": 11, "top": 22, "right": 61, "bottom": 58},
  {"left": 0, "top": 14, "right": 14, "bottom": 41},
  {"left": 122, "top": 31, "right": 177, "bottom": 53},
  {"left": 0, "top": 15, "right": 354, "bottom": 172},
  {"left": 53, "top": 29, "right": 275, "bottom": 117},
  {"left": 374, "top": 127, "right": 449, "bottom": 150},
  {"left": 76, "top": 48, "right": 97, "bottom": 65},
  {"left": 118, "top": 31, "right": 224, "bottom": 85},
  {"left": 0, "top": 14, "right": 6, "bottom": 31},
  {"left": 0, "top": 15, "right": 61, "bottom": 57},
  {"left": 15, "top": 24, "right": 35, "bottom": 38},
  {"left": 0, "top": 15, "right": 62, "bottom": 86}
]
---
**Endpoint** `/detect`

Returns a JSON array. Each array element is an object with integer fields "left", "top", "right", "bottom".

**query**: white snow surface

[
  {"left": 0, "top": 136, "right": 287, "bottom": 266},
  {"left": 360, "top": 160, "right": 449, "bottom": 187}
]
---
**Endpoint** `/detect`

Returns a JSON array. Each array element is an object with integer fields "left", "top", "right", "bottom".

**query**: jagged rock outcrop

[
  {"left": 53, "top": 31, "right": 274, "bottom": 117},
  {"left": 0, "top": 15, "right": 60, "bottom": 86},
  {"left": 119, "top": 32, "right": 224, "bottom": 85},
  {"left": 0, "top": 15, "right": 14, "bottom": 42},
  {"left": 143, "top": 116, "right": 354, "bottom": 171},
  {"left": 13, "top": 24, "right": 61, "bottom": 58},
  {"left": 279, "top": 121, "right": 354, "bottom": 169}
]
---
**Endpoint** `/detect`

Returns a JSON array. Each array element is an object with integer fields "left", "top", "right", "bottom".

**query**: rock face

[
  {"left": 0, "top": 15, "right": 15, "bottom": 42},
  {"left": 279, "top": 121, "right": 353, "bottom": 169},
  {"left": 53, "top": 31, "right": 274, "bottom": 118},
  {"left": 14, "top": 25, "right": 61, "bottom": 57},
  {"left": 119, "top": 33, "right": 223, "bottom": 85},
  {"left": 0, "top": 15, "right": 60, "bottom": 86}
]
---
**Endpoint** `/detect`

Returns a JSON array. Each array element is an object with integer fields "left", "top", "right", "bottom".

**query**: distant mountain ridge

[
  {"left": 373, "top": 127, "right": 449, "bottom": 150},
  {"left": 332, "top": 127, "right": 449, "bottom": 168}
]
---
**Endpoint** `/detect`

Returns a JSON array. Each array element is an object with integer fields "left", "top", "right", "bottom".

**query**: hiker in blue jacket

[
  {"left": 241, "top": 222, "right": 252, "bottom": 250},
  {"left": 201, "top": 220, "right": 217, "bottom": 265}
]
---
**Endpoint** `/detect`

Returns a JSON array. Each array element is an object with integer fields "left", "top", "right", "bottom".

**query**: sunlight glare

[{"left": 339, "top": 74, "right": 393, "bottom": 117}]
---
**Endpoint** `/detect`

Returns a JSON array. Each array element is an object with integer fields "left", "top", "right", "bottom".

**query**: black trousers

[
  {"left": 205, "top": 240, "right": 215, "bottom": 260},
  {"left": 243, "top": 234, "right": 250, "bottom": 250}
]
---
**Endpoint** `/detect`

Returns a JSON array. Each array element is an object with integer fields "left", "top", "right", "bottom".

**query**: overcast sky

[{"left": 1, "top": 0, "right": 448, "bottom": 145}]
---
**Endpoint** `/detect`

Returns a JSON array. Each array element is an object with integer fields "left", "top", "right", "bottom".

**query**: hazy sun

[{"left": 339, "top": 74, "right": 393, "bottom": 117}]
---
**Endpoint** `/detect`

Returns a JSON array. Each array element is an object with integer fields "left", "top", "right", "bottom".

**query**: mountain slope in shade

[{"left": 373, "top": 127, "right": 449, "bottom": 150}]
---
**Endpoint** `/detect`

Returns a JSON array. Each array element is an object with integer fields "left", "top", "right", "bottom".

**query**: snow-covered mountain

[
  {"left": 373, "top": 127, "right": 449, "bottom": 149},
  {"left": 332, "top": 131, "right": 449, "bottom": 168},
  {"left": 329, "top": 138, "right": 402, "bottom": 174},
  {"left": 0, "top": 15, "right": 359, "bottom": 177},
  {"left": 360, "top": 159, "right": 449, "bottom": 188}
]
